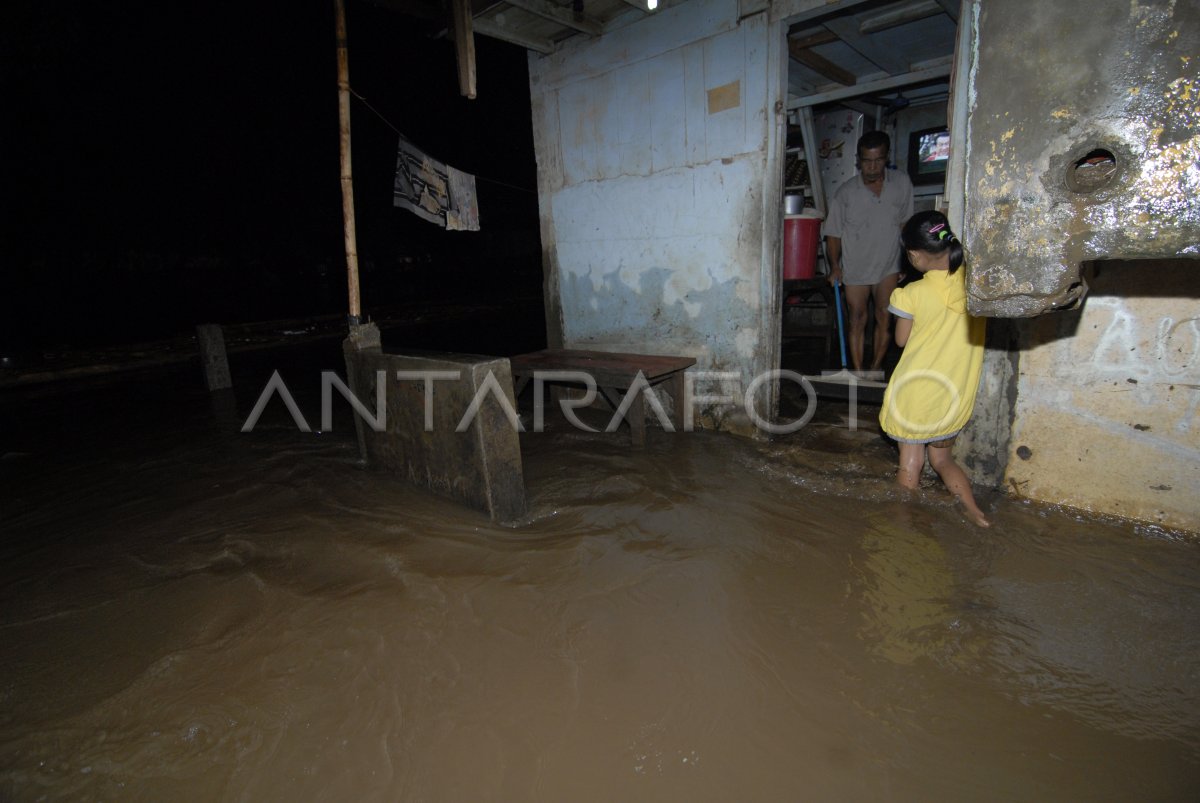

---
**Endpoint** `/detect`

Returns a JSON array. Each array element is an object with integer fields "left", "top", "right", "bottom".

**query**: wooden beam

[
  {"left": 503, "top": 0, "right": 602, "bottom": 35},
  {"left": 788, "top": 29, "right": 838, "bottom": 49},
  {"left": 934, "top": 0, "right": 960, "bottom": 22},
  {"left": 783, "top": 0, "right": 878, "bottom": 26},
  {"left": 471, "top": 16, "right": 556, "bottom": 54},
  {"left": 451, "top": 0, "right": 476, "bottom": 98},
  {"left": 823, "top": 16, "right": 908, "bottom": 75},
  {"left": 787, "top": 61, "right": 952, "bottom": 108},
  {"left": 838, "top": 98, "right": 881, "bottom": 118},
  {"left": 788, "top": 39, "right": 856, "bottom": 86},
  {"left": 859, "top": 0, "right": 943, "bottom": 34}
]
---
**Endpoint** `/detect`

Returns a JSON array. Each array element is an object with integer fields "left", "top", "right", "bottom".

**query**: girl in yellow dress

[{"left": 879, "top": 211, "right": 989, "bottom": 526}]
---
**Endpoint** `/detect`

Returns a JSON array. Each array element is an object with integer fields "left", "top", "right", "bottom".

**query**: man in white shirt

[{"left": 823, "top": 131, "right": 914, "bottom": 373}]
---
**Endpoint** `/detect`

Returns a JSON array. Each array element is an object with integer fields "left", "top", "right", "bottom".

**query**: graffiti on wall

[{"left": 1061, "top": 296, "right": 1200, "bottom": 437}]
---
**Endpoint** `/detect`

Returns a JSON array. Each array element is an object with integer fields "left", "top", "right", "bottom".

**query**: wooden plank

[
  {"left": 859, "top": 0, "right": 943, "bottom": 34},
  {"left": 510, "top": 349, "right": 695, "bottom": 446},
  {"left": 509, "top": 349, "right": 696, "bottom": 384},
  {"left": 471, "top": 16, "right": 556, "bottom": 54},
  {"left": 451, "top": 0, "right": 477, "bottom": 98},
  {"left": 823, "top": 16, "right": 908, "bottom": 76},
  {"left": 788, "top": 40, "right": 856, "bottom": 86},
  {"left": 934, "top": 0, "right": 960, "bottom": 22},
  {"left": 789, "top": 29, "right": 838, "bottom": 49},
  {"left": 787, "top": 61, "right": 952, "bottom": 108}
]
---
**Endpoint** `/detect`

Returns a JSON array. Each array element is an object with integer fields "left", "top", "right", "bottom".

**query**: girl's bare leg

[
  {"left": 927, "top": 447, "right": 990, "bottom": 527},
  {"left": 897, "top": 442, "right": 925, "bottom": 490}
]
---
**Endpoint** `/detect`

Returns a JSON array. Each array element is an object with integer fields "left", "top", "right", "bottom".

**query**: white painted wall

[{"left": 528, "top": 0, "right": 786, "bottom": 426}]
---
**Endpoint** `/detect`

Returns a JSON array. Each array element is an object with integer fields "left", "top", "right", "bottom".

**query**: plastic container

[{"left": 783, "top": 213, "right": 821, "bottom": 280}]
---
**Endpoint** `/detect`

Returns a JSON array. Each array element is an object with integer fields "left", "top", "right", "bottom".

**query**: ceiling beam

[
  {"left": 787, "top": 61, "right": 952, "bottom": 108},
  {"left": 789, "top": 29, "right": 838, "bottom": 49},
  {"left": 933, "top": 0, "right": 960, "bottom": 22},
  {"left": 471, "top": 16, "right": 556, "bottom": 53},
  {"left": 615, "top": 0, "right": 650, "bottom": 12},
  {"left": 838, "top": 99, "right": 881, "bottom": 118},
  {"left": 784, "top": 0, "right": 881, "bottom": 27},
  {"left": 788, "top": 39, "right": 856, "bottom": 86},
  {"left": 822, "top": 16, "right": 908, "bottom": 76},
  {"left": 502, "top": 0, "right": 603, "bottom": 36},
  {"left": 859, "top": 0, "right": 943, "bottom": 34}
]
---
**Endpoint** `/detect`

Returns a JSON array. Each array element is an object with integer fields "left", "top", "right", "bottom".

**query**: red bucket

[{"left": 783, "top": 214, "right": 821, "bottom": 280}]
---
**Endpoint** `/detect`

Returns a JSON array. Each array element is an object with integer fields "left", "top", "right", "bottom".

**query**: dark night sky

[{"left": 2, "top": 0, "right": 541, "bottom": 351}]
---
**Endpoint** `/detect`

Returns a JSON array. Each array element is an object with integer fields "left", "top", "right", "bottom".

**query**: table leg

[
  {"left": 666, "top": 370, "right": 686, "bottom": 432},
  {"left": 628, "top": 388, "right": 646, "bottom": 448}
]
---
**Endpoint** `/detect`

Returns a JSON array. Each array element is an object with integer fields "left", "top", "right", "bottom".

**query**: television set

[{"left": 907, "top": 126, "right": 950, "bottom": 186}]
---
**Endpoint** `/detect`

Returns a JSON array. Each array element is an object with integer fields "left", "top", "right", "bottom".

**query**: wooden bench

[{"left": 509, "top": 348, "right": 697, "bottom": 447}]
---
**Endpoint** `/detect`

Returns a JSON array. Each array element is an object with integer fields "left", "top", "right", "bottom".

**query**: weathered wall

[
  {"left": 528, "top": 0, "right": 786, "bottom": 429},
  {"left": 952, "top": 0, "right": 1200, "bottom": 533},
  {"left": 1005, "top": 261, "right": 1199, "bottom": 530},
  {"left": 962, "top": 0, "right": 1199, "bottom": 316}
]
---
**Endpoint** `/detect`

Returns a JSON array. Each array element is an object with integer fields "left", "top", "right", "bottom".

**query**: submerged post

[
  {"left": 196, "top": 324, "right": 231, "bottom": 391},
  {"left": 334, "top": 0, "right": 362, "bottom": 327}
]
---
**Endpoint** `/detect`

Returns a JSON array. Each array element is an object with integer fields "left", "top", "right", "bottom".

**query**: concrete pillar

[{"left": 959, "top": 319, "right": 1020, "bottom": 490}]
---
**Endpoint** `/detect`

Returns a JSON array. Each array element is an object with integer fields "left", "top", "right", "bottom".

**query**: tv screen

[{"left": 908, "top": 127, "right": 950, "bottom": 185}]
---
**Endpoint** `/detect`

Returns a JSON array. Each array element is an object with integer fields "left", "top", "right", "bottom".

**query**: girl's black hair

[{"left": 901, "top": 210, "right": 964, "bottom": 274}]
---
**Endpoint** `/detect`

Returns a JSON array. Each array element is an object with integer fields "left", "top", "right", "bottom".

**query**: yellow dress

[{"left": 878, "top": 268, "right": 986, "bottom": 442}]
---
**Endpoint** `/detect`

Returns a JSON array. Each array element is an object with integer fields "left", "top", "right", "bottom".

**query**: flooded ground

[{"left": 2, "top": 336, "right": 1199, "bottom": 801}]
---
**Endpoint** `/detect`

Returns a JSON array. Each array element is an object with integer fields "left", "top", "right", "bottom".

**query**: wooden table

[{"left": 509, "top": 348, "right": 697, "bottom": 446}]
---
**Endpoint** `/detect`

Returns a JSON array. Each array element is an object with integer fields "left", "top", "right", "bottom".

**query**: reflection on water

[
  {"left": 2, "top": 364, "right": 1199, "bottom": 801},
  {"left": 858, "top": 507, "right": 959, "bottom": 667}
]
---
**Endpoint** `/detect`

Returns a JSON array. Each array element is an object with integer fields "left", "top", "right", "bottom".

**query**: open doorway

[{"left": 777, "top": 1, "right": 964, "bottom": 382}]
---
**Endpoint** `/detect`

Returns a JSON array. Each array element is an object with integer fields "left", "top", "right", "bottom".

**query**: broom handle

[{"left": 833, "top": 281, "right": 848, "bottom": 369}]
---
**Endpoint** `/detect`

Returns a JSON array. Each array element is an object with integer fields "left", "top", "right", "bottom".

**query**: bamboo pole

[{"left": 335, "top": 0, "right": 362, "bottom": 326}]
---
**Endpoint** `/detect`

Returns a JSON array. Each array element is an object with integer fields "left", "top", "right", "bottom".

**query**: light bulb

[{"left": 647, "top": 0, "right": 658, "bottom": 9}]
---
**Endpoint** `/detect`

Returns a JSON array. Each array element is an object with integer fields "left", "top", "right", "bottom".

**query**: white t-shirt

[{"left": 823, "top": 169, "right": 914, "bottom": 285}]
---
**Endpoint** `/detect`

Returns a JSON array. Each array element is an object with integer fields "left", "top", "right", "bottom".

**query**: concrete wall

[
  {"left": 528, "top": 0, "right": 787, "bottom": 429},
  {"left": 1004, "top": 261, "right": 1199, "bottom": 531},
  {"left": 961, "top": 0, "right": 1199, "bottom": 317},
  {"left": 946, "top": 0, "right": 1199, "bottom": 531}
]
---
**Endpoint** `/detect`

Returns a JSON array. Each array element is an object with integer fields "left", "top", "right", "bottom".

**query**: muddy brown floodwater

[{"left": 2, "top": 349, "right": 1199, "bottom": 801}]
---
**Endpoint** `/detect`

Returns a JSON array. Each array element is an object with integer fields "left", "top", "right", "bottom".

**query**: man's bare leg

[
  {"left": 869, "top": 273, "right": 901, "bottom": 371},
  {"left": 842, "top": 284, "right": 871, "bottom": 371}
]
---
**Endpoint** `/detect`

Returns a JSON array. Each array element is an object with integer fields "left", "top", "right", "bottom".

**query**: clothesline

[{"left": 350, "top": 87, "right": 536, "bottom": 196}]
